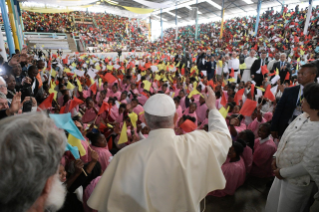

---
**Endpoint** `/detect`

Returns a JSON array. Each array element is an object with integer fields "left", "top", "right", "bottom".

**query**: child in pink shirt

[
  {"left": 209, "top": 142, "right": 246, "bottom": 197},
  {"left": 183, "top": 103, "right": 198, "bottom": 125},
  {"left": 82, "top": 97, "right": 99, "bottom": 123},
  {"left": 250, "top": 123, "right": 277, "bottom": 178},
  {"left": 87, "top": 130, "right": 113, "bottom": 173}
]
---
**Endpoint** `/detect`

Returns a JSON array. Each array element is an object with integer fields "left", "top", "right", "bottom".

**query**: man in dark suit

[
  {"left": 272, "top": 53, "right": 291, "bottom": 84},
  {"left": 271, "top": 63, "right": 317, "bottom": 138},
  {"left": 174, "top": 49, "right": 186, "bottom": 69},
  {"left": 250, "top": 51, "right": 269, "bottom": 86},
  {"left": 196, "top": 51, "right": 206, "bottom": 71},
  {"left": 21, "top": 65, "right": 39, "bottom": 101}
]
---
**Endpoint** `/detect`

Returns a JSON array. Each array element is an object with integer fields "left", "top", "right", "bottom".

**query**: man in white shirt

[
  {"left": 88, "top": 88, "right": 232, "bottom": 212},
  {"left": 267, "top": 53, "right": 280, "bottom": 72},
  {"left": 228, "top": 52, "right": 240, "bottom": 82}
]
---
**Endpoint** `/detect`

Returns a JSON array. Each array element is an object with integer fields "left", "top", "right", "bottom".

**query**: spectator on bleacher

[
  {"left": 250, "top": 51, "right": 268, "bottom": 86},
  {"left": 272, "top": 53, "right": 291, "bottom": 84}
]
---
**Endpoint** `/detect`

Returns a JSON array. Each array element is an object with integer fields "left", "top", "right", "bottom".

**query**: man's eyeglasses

[{"left": 0, "top": 85, "right": 7, "bottom": 88}]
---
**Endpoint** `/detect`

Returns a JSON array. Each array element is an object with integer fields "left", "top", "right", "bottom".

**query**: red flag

[
  {"left": 208, "top": 79, "right": 215, "bottom": 89},
  {"left": 261, "top": 65, "right": 269, "bottom": 75},
  {"left": 234, "top": 88, "right": 245, "bottom": 105},
  {"left": 104, "top": 73, "right": 117, "bottom": 84},
  {"left": 62, "top": 57, "right": 68, "bottom": 65},
  {"left": 220, "top": 92, "right": 227, "bottom": 107},
  {"left": 69, "top": 97, "right": 84, "bottom": 111},
  {"left": 38, "top": 93, "right": 54, "bottom": 110},
  {"left": 285, "top": 72, "right": 290, "bottom": 81},
  {"left": 108, "top": 137, "right": 113, "bottom": 150},
  {"left": 180, "top": 119, "right": 197, "bottom": 133},
  {"left": 229, "top": 68, "right": 235, "bottom": 77},
  {"left": 250, "top": 84, "right": 255, "bottom": 98},
  {"left": 264, "top": 84, "right": 275, "bottom": 102},
  {"left": 98, "top": 102, "right": 110, "bottom": 115},
  {"left": 90, "top": 82, "right": 97, "bottom": 95},
  {"left": 181, "top": 67, "right": 185, "bottom": 75},
  {"left": 239, "top": 99, "right": 257, "bottom": 116},
  {"left": 99, "top": 122, "right": 108, "bottom": 132},
  {"left": 59, "top": 105, "right": 66, "bottom": 114}
]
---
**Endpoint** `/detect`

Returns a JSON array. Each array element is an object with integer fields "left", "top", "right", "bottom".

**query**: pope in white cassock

[{"left": 88, "top": 87, "right": 232, "bottom": 212}]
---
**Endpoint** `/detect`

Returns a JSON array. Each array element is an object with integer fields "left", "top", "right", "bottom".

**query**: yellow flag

[
  {"left": 107, "top": 123, "right": 113, "bottom": 128},
  {"left": 188, "top": 82, "right": 201, "bottom": 98},
  {"left": 155, "top": 74, "right": 161, "bottom": 81},
  {"left": 128, "top": 112, "right": 138, "bottom": 128},
  {"left": 66, "top": 81, "right": 75, "bottom": 90},
  {"left": 96, "top": 65, "right": 101, "bottom": 71},
  {"left": 143, "top": 80, "right": 152, "bottom": 91},
  {"left": 49, "top": 88, "right": 57, "bottom": 100},
  {"left": 51, "top": 69, "right": 56, "bottom": 78},
  {"left": 71, "top": 62, "right": 76, "bottom": 67},
  {"left": 228, "top": 78, "right": 236, "bottom": 83},
  {"left": 171, "top": 92, "right": 175, "bottom": 98},
  {"left": 90, "top": 77, "right": 95, "bottom": 85},
  {"left": 219, "top": 106, "right": 230, "bottom": 118},
  {"left": 76, "top": 78, "right": 83, "bottom": 92},
  {"left": 300, "top": 50, "right": 305, "bottom": 56},
  {"left": 255, "top": 86, "right": 265, "bottom": 92},
  {"left": 139, "top": 111, "right": 145, "bottom": 115},
  {"left": 64, "top": 68, "right": 70, "bottom": 73},
  {"left": 239, "top": 63, "right": 246, "bottom": 70},
  {"left": 68, "top": 134, "right": 86, "bottom": 156},
  {"left": 99, "top": 78, "right": 102, "bottom": 88},
  {"left": 107, "top": 65, "right": 113, "bottom": 70},
  {"left": 276, "top": 68, "right": 279, "bottom": 76},
  {"left": 118, "top": 122, "right": 128, "bottom": 145}
]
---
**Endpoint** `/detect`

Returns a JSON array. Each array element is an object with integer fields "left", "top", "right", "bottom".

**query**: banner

[{"left": 131, "top": 0, "right": 173, "bottom": 9}]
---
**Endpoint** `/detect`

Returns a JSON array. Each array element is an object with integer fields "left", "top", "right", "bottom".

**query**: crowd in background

[{"left": 0, "top": 3, "right": 318, "bottom": 212}]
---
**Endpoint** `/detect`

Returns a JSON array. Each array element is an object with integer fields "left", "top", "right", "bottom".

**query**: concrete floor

[{"left": 202, "top": 176, "right": 319, "bottom": 212}]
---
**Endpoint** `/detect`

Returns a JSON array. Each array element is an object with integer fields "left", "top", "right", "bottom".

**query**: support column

[
  {"left": 175, "top": 1, "right": 178, "bottom": 40},
  {"left": 6, "top": 0, "right": 20, "bottom": 51},
  {"left": 0, "top": 27, "right": 8, "bottom": 61},
  {"left": 160, "top": 8, "right": 163, "bottom": 40},
  {"left": 149, "top": 17, "right": 152, "bottom": 42},
  {"left": 303, "top": 0, "right": 313, "bottom": 36},
  {"left": 0, "top": 0, "right": 15, "bottom": 56},
  {"left": 10, "top": 0, "right": 21, "bottom": 50},
  {"left": 219, "top": 0, "right": 225, "bottom": 39},
  {"left": 195, "top": 0, "right": 198, "bottom": 40},
  {"left": 14, "top": 0, "right": 23, "bottom": 47},
  {"left": 254, "top": 0, "right": 262, "bottom": 37}
]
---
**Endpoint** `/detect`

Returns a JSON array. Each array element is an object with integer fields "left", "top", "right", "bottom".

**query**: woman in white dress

[
  {"left": 242, "top": 49, "right": 256, "bottom": 83},
  {"left": 265, "top": 83, "right": 319, "bottom": 212}
]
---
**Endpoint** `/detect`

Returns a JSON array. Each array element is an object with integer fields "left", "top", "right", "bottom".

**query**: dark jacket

[
  {"left": 174, "top": 54, "right": 187, "bottom": 69},
  {"left": 272, "top": 61, "right": 291, "bottom": 84},
  {"left": 270, "top": 85, "right": 300, "bottom": 136},
  {"left": 250, "top": 58, "right": 269, "bottom": 86},
  {"left": 196, "top": 53, "right": 206, "bottom": 71}
]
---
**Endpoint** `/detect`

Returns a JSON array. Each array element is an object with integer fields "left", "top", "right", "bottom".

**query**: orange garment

[{"left": 36, "top": 72, "right": 43, "bottom": 88}]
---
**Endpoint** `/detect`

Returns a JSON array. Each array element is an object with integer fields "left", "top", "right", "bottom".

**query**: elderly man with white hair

[
  {"left": 0, "top": 112, "right": 67, "bottom": 212},
  {"left": 272, "top": 53, "right": 291, "bottom": 84},
  {"left": 88, "top": 87, "right": 232, "bottom": 212},
  {"left": 228, "top": 52, "right": 240, "bottom": 82},
  {"left": 242, "top": 49, "right": 257, "bottom": 82},
  {"left": 0, "top": 76, "right": 7, "bottom": 95},
  {"left": 0, "top": 92, "right": 9, "bottom": 110}
]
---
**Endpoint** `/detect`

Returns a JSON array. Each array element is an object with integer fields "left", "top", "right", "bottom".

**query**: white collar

[{"left": 260, "top": 135, "right": 270, "bottom": 144}]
